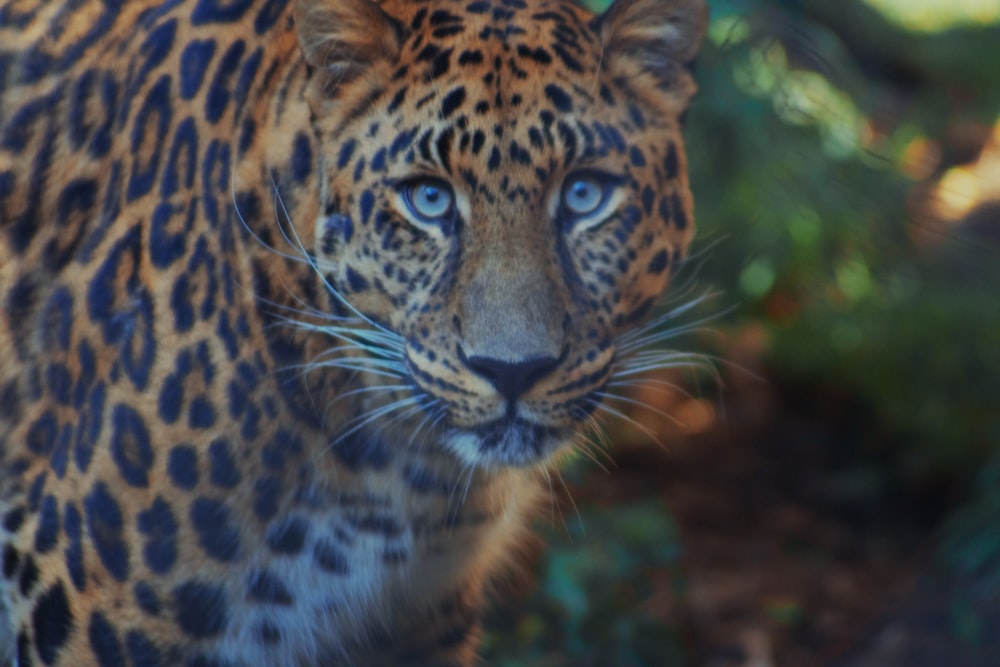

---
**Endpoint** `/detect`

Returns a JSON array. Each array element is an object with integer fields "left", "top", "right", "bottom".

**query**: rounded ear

[
  {"left": 295, "top": 0, "right": 407, "bottom": 89},
  {"left": 593, "top": 0, "right": 708, "bottom": 97}
]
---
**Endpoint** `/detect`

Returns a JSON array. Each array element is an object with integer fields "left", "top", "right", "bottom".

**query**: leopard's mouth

[{"left": 442, "top": 414, "right": 579, "bottom": 468}]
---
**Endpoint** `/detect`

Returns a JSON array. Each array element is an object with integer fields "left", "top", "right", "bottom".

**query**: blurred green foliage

[
  {"left": 483, "top": 498, "right": 685, "bottom": 667},
  {"left": 688, "top": 0, "right": 1000, "bottom": 654},
  {"left": 687, "top": 0, "right": 1000, "bottom": 479}
]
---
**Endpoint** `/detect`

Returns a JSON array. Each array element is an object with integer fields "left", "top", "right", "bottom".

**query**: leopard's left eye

[
  {"left": 402, "top": 178, "right": 454, "bottom": 223},
  {"left": 562, "top": 176, "right": 606, "bottom": 216},
  {"left": 560, "top": 172, "right": 625, "bottom": 227}
]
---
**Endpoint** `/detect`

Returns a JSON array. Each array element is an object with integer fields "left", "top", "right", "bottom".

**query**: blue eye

[
  {"left": 562, "top": 175, "right": 606, "bottom": 216},
  {"left": 403, "top": 179, "right": 454, "bottom": 222}
]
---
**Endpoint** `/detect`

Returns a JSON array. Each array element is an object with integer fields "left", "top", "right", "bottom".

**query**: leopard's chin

[{"left": 443, "top": 417, "right": 576, "bottom": 469}]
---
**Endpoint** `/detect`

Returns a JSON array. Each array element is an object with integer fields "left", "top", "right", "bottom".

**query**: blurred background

[{"left": 482, "top": 0, "right": 1000, "bottom": 665}]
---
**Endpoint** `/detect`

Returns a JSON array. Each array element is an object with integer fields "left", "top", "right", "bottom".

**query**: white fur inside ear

[
  {"left": 638, "top": 21, "right": 684, "bottom": 44},
  {"left": 295, "top": 0, "right": 404, "bottom": 74},
  {"left": 600, "top": 0, "right": 708, "bottom": 64}
]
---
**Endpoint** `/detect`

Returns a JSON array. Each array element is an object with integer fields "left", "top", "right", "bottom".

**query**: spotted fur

[{"left": 0, "top": 0, "right": 706, "bottom": 664}]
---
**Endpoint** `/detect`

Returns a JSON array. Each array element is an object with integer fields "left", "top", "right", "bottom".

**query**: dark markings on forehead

[
  {"left": 478, "top": 23, "right": 526, "bottom": 41},
  {"left": 411, "top": 7, "right": 428, "bottom": 30},
  {"left": 487, "top": 146, "right": 501, "bottom": 171},
  {"left": 440, "top": 88, "right": 466, "bottom": 118},
  {"left": 418, "top": 129, "right": 434, "bottom": 162},
  {"left": 553, "top": 23, "right": 584, "bottom": 49},
  {"left": 509, "top": 141, "right": 531, "bottom": 165},
  {"left": 531, "top": 5, "right": 593, "bottom": 37},
  {"left": 390, "top": 127, "right": 419, "bottom": 159},
  {"left": 458, "top": 49, "right": 484, "bottom": 65},
  {"left": 528, "top": 126, "right": 544, "bottom": 149},
  {"left": 434, "top": 24, "right": 464, "bottom": 39},
  {"left": 386, "top": 87, "right": 408, "bottom": 113},
  {"left": 491, "top": 7, "right": 515, "bottom": 21},
  {"left": 556, "top": 121, "right": 576, "bottom": 166},
  {"left": 593, "top": 122, "right": 626, "bottom": 154},
  {"left": 436, "top": 128, "right": 455, "bottom": 173},
  {"left": 507, "top": 56, "right": 528, "bottom": 79},
  {"left": 600, "top": 85, "right": 616, "bottom": 106},
  {"left": 505, "top": 183, "right": 533, "bottom": 204},
  {"left": 415, "top": 44, "right": 454, "bottom": 80},
  {"left": 552, "top": 43, "right": 583, "bottom": 73},
  {"left": 338, "top": 2, "right": 649, "bottom": 187},
  {"left": 430, "top": 9, "right": 463, "bottom": 25},
  {"left": 415, "top": 43, "right": 439, "bottom": 61},
  {"left": 570, "top": 83, "right": 596, "bottom": 106},
  {"left": 415, "top": 91, "right": 436, "bottom": 110},
  {"left": 472, "top": 130, "right": 486, "bottom": 155},
  {"left": 516, "top": 44, "right": 553, "bottom": 65},
  {"left": 338, "top": 86, "right": 387, "bottom": 135},
  {"left": 544, "top": 84, "right": 572, "bottom": 113},
  {"left": 460, "top": 168, "right": 479, "bottom": 191}
]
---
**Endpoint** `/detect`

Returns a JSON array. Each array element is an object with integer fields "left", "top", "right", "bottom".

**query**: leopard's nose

[{"left": 458, "top": 350, "right": 560, "bottom": 402}]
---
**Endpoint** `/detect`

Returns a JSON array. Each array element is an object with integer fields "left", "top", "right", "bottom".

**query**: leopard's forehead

[
  {"left": 383, "top": 0, "right": 600, "bottom": 85},
  {"left": 355, "top": 0, "right": 606, "bottom": 128},
  {"left": 328, "top": 0, "right": 673, "bottom": 205},
  {"left": 378, "top": 0, "right": 593, "bottom": 36}
]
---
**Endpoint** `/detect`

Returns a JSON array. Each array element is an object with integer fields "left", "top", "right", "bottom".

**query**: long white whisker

[
  {"left": 618, "top": 318, "right": 725, "bottom": 354},
  {"left": 323, "top": 383, "right": 414, "bottom": 406},
  {"left": 266, "top": 173, "right": 398, "bottom": 340},
  {"left": 579, "top": 412, "right": 613, "bottom": 454},
  {"left": 552, "top": 466, "right": 583, "bottom": 535},
  {"left": 613, "top": 355, "right": 713, "bottom": 375},
  {"left": 325, "top": 395, "right": 426, "bottom": 451},
  {"left": 289, "top": 358, "right": 406, "bottom": 379},
  {"left": 297, "top": 352, "right": 406, "bottom": 371},
  {"left": 589, "top": 400, "right": 667, "bottom": 450},
  {"left": 577, "top": 422, "right": 616, "bottom": 474},
  {"left": 617, "top": 295, "right": 714, "bottom": 343},
  {"left": 594, "top": 391, "right": 684, "bottom": 428},
  {"left": 296, "top": 327, "right": 405, "bottom": 356},
  {"left": 408, "top": 400, "right": 444, "bottom": 447},
  {"left": 231, "top": 172, "right": 317, "bottom": 266},
  {"left": 606, "top": 379, "right": 695, "bottom": 404},
  {"left": 616, "top": 291, "right": 720, "bottom": 343}
]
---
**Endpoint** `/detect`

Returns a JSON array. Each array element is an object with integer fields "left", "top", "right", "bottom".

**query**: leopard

[{"left": 0, "top": 0, "right": 707, "bottom": 664}]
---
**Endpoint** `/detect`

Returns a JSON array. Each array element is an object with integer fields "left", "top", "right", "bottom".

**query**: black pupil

[{"left": 571, "top": 181, "right": 596, "bottom": 207}]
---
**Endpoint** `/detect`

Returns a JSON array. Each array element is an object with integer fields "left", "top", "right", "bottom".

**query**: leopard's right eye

[{"left": 401, "top": 178, "right": 455, "bottom": 224}]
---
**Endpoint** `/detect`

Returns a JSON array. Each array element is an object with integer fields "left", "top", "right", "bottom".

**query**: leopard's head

[{"left": 296, "top": 0, "right": 707, "bottom": 467}]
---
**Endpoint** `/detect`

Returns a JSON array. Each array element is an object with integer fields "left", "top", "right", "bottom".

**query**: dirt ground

[{"left": 572, "top": 364, "right": 962, "bottom": 666}]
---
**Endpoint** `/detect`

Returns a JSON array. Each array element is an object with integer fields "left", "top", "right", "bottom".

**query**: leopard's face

[{"left": 300, "top": 0, "right": 707, "bottom": 467}]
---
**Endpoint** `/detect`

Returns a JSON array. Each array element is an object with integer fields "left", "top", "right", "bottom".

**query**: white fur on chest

[{"left": 213, "top": 468, "right": 538, "bottom": 666}]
